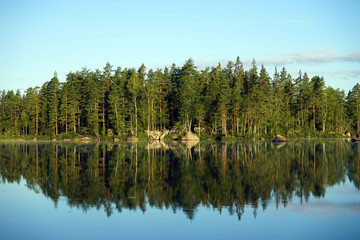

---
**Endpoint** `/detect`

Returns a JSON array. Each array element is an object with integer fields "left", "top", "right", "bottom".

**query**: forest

[{"left": 1, "top": 57, "right": 360, "bottom": 139}]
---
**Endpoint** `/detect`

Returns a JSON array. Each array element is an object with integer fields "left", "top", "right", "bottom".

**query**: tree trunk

[
  {"left": 160, "top": 83, "right": 162, "bottom": 130},
  {"left": 236, "top": 113, "right": 239, "bottom": 135},
  {"left": 357, "top": 96, "right": 360, "bottom": 134},
  {"left": 65, "top": 95, "right": 68, "bottom": 133},
  {"left": 147, "top": 96, "right": 150, "bottom": 136},
  {"left": 77, "top": 107, "right": 80, "bottom": 132},
  {"left": 35, "top": 98, "right": 38, "bottom": 136},
  {"left": 313, "top": 99, "right": 316, "bottom": 132},
  {"left": 135, "top": 96, "right": 138, "bottom": 136},
  {"left": 221, "top": 103, "right": 227, "bottom": 135},
  {"left": 73, "top": 109, "right": 76, "bottom": 134},
  {"left": 199, "top": 119, "right": 201, "bottom": 137},
  {"left": 114, "top": 103, "right": 119, "bottom": 135}
]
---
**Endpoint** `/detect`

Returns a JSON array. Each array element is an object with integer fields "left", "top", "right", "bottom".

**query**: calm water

[{"left": 0, "top": 139, "right": 359, "bottom": 239}]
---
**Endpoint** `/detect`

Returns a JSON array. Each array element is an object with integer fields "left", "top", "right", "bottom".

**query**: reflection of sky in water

[
  {"left": 286, "top": 178, "right": 360, "bottom": 217},
  {"left": 1, "top": 177, "right": 359, "bottom": 240}
]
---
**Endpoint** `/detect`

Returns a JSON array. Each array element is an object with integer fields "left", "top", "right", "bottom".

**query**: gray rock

[
  {"left": 272, "top": 135, "right": 287, "bottom": 142},
  {"left": 181, "top": 131, "right": 200, "bottom": 142}
]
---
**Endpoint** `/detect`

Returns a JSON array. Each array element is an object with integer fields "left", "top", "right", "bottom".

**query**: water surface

[{"left": 1, "top": 139, "right": 359, "bottom": 239}]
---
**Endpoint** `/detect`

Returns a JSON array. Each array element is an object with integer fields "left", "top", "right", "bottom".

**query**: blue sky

[{"left": 0, "top": 0, "right": 359, "bottom": 93}]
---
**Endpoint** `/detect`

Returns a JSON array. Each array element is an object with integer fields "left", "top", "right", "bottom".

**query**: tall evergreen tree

[
  {"left": 178, "top": 59, "right": 198, "bottom": 131},
  {"left": 47, "top": 72, "right": 60, "bottom": 136},
  {"left": 347, "top": 83, "right": 360, "bottom": 134},
  {"left": 311, "top": 76, "right": 325, "bottom": 132}
]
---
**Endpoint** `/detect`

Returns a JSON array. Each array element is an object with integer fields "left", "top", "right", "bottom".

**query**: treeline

[{"left": 1, "top": 57, "right": 360, "bottom": 137}]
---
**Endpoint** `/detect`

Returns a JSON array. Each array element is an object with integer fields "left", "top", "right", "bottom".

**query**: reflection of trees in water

[{"left": 0, "top": 140, "right": 359, "bottom": 220}]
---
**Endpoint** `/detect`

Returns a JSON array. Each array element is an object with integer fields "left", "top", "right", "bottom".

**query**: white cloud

[
  {"left": 192, "top": 49, "right": 360, "bottom": 70},
  {"left": 310, "top": 70, "right": 360, "bottom": 80},
  {"left": 260, "top": 49, "right": 360, "bottom": 66}
]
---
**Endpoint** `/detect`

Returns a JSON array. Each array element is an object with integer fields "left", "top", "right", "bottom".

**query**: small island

[{"left": 1, "top": 58, "right": 359, "bottom": 141}]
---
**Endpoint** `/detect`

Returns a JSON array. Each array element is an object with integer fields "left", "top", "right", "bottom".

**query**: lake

[{"left": 0, "top": 139, "right": 359, "bottom": 239}]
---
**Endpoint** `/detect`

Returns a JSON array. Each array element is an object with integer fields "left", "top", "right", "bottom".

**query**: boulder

[
  {"left": 345, "top": 132, "right": 351, "bottom": 137},
  {"left": 80, "top": 137, "right": 92, "bottom": 142},
  {"left": 160, "top": 130, "right": 169, "bottom": 140},
  {"left": 107, "top": 129, "right": 114, "bottom": 137},
  {"left": 181, "top": 131, "right": 200, "bottom": 142},
  {"left": 145, "top": 130, "right": 162, "bottom": 140},
  {"left": 145, "top": 130, "right": 169, "bottom": 141},
  {"left": 113, "top": 138, "right": 120, "bottom": 142},
  {"left": 272, "top": 135, "right": 287, "bottom": 142}
]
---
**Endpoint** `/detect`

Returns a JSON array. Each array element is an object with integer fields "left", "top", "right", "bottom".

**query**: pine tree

[
  {"left": 311, "top": 76, "right": 325, "bottom": 132},
  {"left": 59, "top": 82, "right": 69, "bottom": 133},
  {"left": 109, "top": 67, "right": 126, "bottom": 135},
  {"left": 86, "top": 71, "right": 100, "bottom": 136},
  {"left": 178, "top": 59, "right": 198, "bottom": 131},
  {"left": 254, "top": 64, "right": 273, "bottom": 135},
  {"left": 47, "top": 72, "right": 60, "bottom": 135},
  {"left": 126, "top": 69, "right": 140, "bottom": 135},
  {"left": 231, "top": 57, "right": 244, "bottom": 135},
  {"left": 347, "top": 83, "right": 360, "bottom": 134}
]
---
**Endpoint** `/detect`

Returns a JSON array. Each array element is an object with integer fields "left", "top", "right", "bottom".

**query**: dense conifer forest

[{"left": 1, "top": 57, "right": 359, "bottom": 139}]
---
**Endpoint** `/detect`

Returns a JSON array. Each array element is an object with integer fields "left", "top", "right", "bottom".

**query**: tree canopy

[{"left": 0, "top": 58, "right": 358, "bottom": 137}]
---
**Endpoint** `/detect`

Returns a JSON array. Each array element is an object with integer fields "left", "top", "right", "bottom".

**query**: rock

[
  {"left": 51, "top": 138, "right": 57, "bottom": 142},
  {"left": 145, "top": 130, "right": 169, "bottom": 140},
  {"left": 127, "top": 136, "right": 139, "bottom": 142},
  {"left": 113, "top": 138, "right": 120, "bottom": 142},
  {"left": 259, "top": 137, "right": 265, "bottom": 141},
  {"left": 272, "top": 135, "right": 287, "bottom": 142},
  {"left": 80, "top": 137, "right": 92, "bottom": 142},
  {"left": 145, "top": 130, "right": 162, "bottom": 140},
  {"left": 345, "top": 132, "right": 351, "bottom": 137},
  {"left": 63, "top": 138, "right": 72, "bottom": 142},
  {"left": 33, "top": 138, "right": 37, "bottom": 142},
  {"left": 107, "top": 129, "right": 114, "bottom": 137},
  {"left": 160, "top": 130, "right": 169, "bottom": 140},
  {"left": 181, "top": 131, "right": 200, "bottom": 142}
]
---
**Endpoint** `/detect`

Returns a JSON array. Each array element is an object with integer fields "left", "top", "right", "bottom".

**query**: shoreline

[{"left": 0, "top": 135, "right": 355, "bottom": 143}]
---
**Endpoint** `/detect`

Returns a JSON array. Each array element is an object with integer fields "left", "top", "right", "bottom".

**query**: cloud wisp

[
  {"left": 193, "top": 49, "right": 360, "bottom": 70},
  {"left": 261, "top": 49, "right": 360, "bottom": 66}
]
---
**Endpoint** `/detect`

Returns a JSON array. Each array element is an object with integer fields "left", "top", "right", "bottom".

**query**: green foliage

[{"left": 0, "top": 58, "right": 354, "bottom": 138}]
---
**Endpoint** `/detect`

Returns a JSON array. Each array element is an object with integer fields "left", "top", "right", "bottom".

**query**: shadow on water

[{"left": 0, "top": 139, "right": 359, "bottom": 220}]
